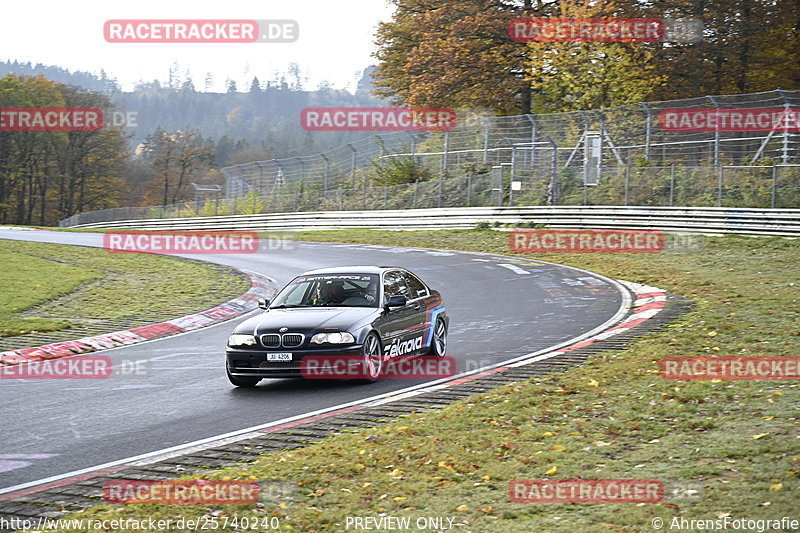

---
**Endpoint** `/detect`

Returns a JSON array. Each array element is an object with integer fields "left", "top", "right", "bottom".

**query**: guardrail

[{"left": 66, "top": 206, "right": 800, "bottom": 237}]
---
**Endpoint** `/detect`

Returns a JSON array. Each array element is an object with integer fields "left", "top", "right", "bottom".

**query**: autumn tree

[
  {"left": 373, "top": 0, "right": 535, "bottom": 114},
  {"left": 372, "top": 0, "right": 799, "bottom": 114},
  {"left": 526, "top": 0, "right": 666, "bottom": 112},
  {"left": 650, "top": 0, "right": 800, "bottom": 99},
  {"left": 53, "top": 84, "right": 128, "bottom": 222},
  {"left": 141, "top": 128, "right": 214, "bottom": 206},
  {"left": 0, "top": 74, "right": 128, "bottom": 225}
]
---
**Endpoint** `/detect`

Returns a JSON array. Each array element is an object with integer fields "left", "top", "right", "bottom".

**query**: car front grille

[
  {"left": 282, "top": 334, "right": 304, "bottom": 347},
  {"left": 259, "top": 333, "right": 305, "bottom": 348},
  {"left": 260, "top": 334, "right": 281, "bottom": 348}
]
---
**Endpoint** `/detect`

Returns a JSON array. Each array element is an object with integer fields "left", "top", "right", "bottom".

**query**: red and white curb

[
  {"left": 0, "top": 274, "right": 273, "bottom": 366},
  {"left": 509, "top": 280, "right": 666, "bottom": 360},
  {"left": 0, "top": 278, "right": 668, "bottom": 502}
]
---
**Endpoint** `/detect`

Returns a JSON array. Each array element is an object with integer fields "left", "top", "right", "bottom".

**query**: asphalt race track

[{"left": 0, "top": 229, "right": 626, "bottom": 494}]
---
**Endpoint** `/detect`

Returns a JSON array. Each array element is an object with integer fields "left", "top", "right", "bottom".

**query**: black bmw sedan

[{"left": 225, "top": 266, "right": 448, "bottom": 386}]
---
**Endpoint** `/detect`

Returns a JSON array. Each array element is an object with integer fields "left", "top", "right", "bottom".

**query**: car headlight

[
  {"left": 228, "top": 334, "right": 257, "bottom": 347},
  {"left": 310, "top": 332, "right": 355, "bottom": 344}
]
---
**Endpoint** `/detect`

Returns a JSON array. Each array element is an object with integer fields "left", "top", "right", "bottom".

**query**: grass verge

[
  {"left": 32, "top": 230, "right": 799, "bottom": 532},
  {"left": 0, "top": 239, "right": 251, "bottom": 338}
]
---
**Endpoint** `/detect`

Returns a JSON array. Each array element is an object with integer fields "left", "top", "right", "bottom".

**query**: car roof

[{"left": 299, "top": 266, "right": 406, "bottom": 276}]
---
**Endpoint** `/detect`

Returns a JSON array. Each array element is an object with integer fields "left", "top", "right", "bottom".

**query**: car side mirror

[
  {"left": 386, "top": 295, "right": 406, "bottom": 308},
  {"left": 258, "top": 298, "right": 270, "bottom": 310}
]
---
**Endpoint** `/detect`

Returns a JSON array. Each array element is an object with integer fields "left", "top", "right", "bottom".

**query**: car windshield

[{"left": 270, "top": 274, "right": 380, "bottom": 308}]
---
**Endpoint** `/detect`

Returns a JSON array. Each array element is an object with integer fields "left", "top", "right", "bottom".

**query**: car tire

[
  {"left": 227, "top": 367, "right": 261, "bottom": 387},
  {"left": 426, "top": 317, "right": 447, "bottom": 357},
  {"left": 357, "top": 332, "right": 384, "bottom": 383}
]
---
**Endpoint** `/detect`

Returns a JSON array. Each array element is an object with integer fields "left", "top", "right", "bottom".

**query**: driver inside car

[
  {"left": 314, "top": 280, "right": 345, "bottom": 305},
  {"left": 363, "top": 280, "right": 378, "bottom": 304}
]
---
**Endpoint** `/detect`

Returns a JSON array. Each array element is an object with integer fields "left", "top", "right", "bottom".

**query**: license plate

[{"left": 267, "top": 353, "right": 292, "bottom": 362}]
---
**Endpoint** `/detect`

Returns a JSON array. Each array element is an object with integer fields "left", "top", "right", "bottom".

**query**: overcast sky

[{"left": 1, "top": 0, "right": 396, "bottom": 93}]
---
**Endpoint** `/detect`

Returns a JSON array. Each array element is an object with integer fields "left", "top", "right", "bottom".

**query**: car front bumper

[{"left": 226, "top": 345, "right": 364, "bottom": 378}]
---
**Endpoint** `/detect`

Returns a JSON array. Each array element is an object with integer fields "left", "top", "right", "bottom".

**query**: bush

[{"left": 370, "top": 156, "right": 432, "bottom": 185}]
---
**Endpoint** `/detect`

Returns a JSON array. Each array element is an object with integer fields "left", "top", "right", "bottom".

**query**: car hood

[{"left": 234, "top": 306, "right": 380, "bottom": 335}]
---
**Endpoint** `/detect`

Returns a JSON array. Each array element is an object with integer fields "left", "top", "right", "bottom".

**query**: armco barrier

[{"left": 65, "top": 206, "right": 800, "bottom": 237}]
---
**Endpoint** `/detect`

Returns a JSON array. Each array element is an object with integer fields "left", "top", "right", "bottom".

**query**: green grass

[
  {"left": 32, "top": 230, "right": 800, "bottom": 532},
  {"left": 0, "top": 239, "right": 251, "bottom": 338},
  {"left": 0, "top": 244, "right": 97, "bottom": 336}
]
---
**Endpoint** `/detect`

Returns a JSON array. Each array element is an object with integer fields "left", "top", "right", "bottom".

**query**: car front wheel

[
  {"left": 358, "top": 332, "right": 384, "bottom": 383},
  {"left": 427, "top": 317, "right": 447, "bottom": 357}
]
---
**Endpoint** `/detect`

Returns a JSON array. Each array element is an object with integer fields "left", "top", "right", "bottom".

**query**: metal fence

[
  {"left": 60, "top": 164, "right": 800, "bottom": 227},
  {"left": 60, "top": 89, "right": 800, "bottom": 227},
  {"left": 220, "top": 89, "right": 800, "bottom": 196}
]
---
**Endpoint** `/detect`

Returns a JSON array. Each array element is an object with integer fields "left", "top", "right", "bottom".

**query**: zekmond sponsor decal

[
  {"left": 660, "top": 356, "right": 800, "bottom": 380},
  {"left": 103, "top": 230, "right": 259, "bottom": 254},
  {"left": 301, "top": 107, "right": 457, "bottom": 131},
  {"left": 386, "top": 335, "right": 424, "bottom": 357},
  {"left": 103, "top": 480, "right": 259, "bottom": 504},
  {"left": 509, "top": 479, "right": 663, "bottom": 503}
]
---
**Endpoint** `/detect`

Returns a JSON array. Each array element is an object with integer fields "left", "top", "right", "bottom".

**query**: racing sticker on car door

[{"left": 385, "top": 335, "right": 424, "bottom": 358}]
